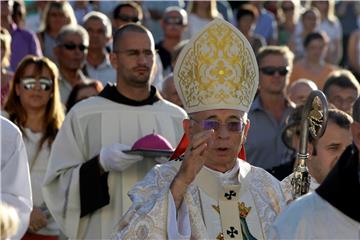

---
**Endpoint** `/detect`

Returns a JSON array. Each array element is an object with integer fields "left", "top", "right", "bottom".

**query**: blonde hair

[
  {"left": 4, "top": 56, "right": 64, "bottom": 149},
  {"left": 39, "top": 1, "right": 77, "bottom": 33},
  {"left": 0, "top": 27, "right": 12, "bottom": 68},
  {"left": 278, "top": 0, "right": 302, "bottom": 23},
  {"left": 311, "top": 0, "right": 337, "bottom": 24},
  {"left": 187, "top": 0, "right": 220, "bottom": 19}
]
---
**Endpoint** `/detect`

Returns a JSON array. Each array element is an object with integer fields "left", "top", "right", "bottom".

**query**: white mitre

[{"left": 174, "top": 18, "right": 259, "bottom": 114}]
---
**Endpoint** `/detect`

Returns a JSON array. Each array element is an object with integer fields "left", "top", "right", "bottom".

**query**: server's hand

[{"left": 99, "top": 143, "right": 143, "bottom": 172}]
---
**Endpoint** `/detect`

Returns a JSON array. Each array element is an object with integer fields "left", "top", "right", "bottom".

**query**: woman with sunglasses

[{"left": 3, "top": 56, "right": 64, "bottom": 240}]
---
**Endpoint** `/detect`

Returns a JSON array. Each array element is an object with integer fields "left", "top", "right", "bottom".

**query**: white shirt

[
  {"left": 84, "top": 55, "right": 116, "bottom": 86},
  {"left": 23, "top": 128, "right": 59, "bottom": 236}
]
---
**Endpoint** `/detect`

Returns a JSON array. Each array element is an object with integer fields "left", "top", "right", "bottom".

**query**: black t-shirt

[{"left": 155, "top": 41, "right": 172, "bottom": 71}]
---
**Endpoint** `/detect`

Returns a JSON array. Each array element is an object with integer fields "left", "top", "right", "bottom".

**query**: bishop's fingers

[{"left": 190, "top": 129, "right": 214, "bottom": 151}]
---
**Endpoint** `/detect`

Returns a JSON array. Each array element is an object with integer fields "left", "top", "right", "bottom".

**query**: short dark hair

[
  {"left": 282, "top": 106, "right": 352, "bottom": 151},
  {"left": 112, "top": 23, "right": 152, "bottom": 52},
  {"left": 66, "top": 80, "right": 103, "bottom": 112},
  {"left": 353, "top": 97, "right": 360, "bottom": 122},
  {"left": 113, "top": 2, "right": 143, "bottom": 21},
  {"left": 303, "top": 31, "right": 328, "bottom": 48},
  {"left": 327, "top": 108, "right": 353, "bottom": 130},
  {"left": 323, "top": 69, "right": 360, "bottom": 96},
  {"left": 256, "top": 45, "right": 294, "bottom": 68},
  {"left": 236, "top": 4, "right": 258, "bottom": 21}
]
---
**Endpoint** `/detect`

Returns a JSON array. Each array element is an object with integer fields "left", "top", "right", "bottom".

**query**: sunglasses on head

[
  {"left": 115, "top": 14, "right": 139, "bottom": 23},
  {"left": 191, "top": 119, "right": 244, "bottom": 132},
  {"left": 61, "top": 43, "right": 88, "bottom": 51},
  {"left": 21, "top": 78, "right": 53, "bottom": 91},
  {"left": 164, "top": 16, "right": 184, "bottom": 26},
  {"left": 260, "top": 66, "right": 289, "bottom": 76}
]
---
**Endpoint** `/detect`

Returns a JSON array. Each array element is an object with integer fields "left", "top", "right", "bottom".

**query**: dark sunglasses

[
  {"left": 21, "top": 78, "right": 53, "bottom": 91},
  {"left": 61, "top": 43, "right": 88, "bottom": 52},
  {"left": 260, "top": 66, "right": 289, "bottom": 76},
  {"left": 191, "top": 119, "right": 244, "bottom": 132},
  {"left": 115, "top": 14, "right": 139, "bottom": 23},
  {"left": 164, "top": 16, "right": 184, "bottom": 26}
]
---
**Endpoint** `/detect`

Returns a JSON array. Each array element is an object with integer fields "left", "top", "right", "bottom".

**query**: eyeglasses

[
  {"left": 115, "top": 14, "right": 139, "bottom": 23},
  {"left": 260, "top": 66, "right": 290, "bottom": 76},
  {"left": 21, "top": 78, "right": 53, "bottom": 91},
  {"left": 164, "top": 16, "right": 184, "bottom": 26},
  {"left": 61, "top": 43, "right": 88, "bottom": 52},
  {"left": 191, "top": 118, "right": 244, "bottom": 132}
]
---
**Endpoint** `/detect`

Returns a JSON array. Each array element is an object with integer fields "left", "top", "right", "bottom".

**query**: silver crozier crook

[{"left": 291, "top": 90, "right": 328, "bottom": 199}]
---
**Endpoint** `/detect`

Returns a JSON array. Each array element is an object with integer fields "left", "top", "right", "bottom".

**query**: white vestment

[
  {"left": 269, "top": 193, "right": 360, "bottom": 239},
  {"left": 1, "top": 117, "right": 32, "bottom": 239},
  {"left": 42, "top": 95, "right": 187, "bottom": 239},
  {"left": 269, "top": 145, "right": 360, "bottom": 239},
  {"left": 281, "top": 173, "right": 319, "bottom": 203},
  {"left": 115, "top": 159, "right": 286, "bottom": 239}
]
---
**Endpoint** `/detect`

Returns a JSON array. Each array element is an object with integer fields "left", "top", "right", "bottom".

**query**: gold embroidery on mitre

[{"left": 174, "top": 18, "right": 258, "bottom": 113}]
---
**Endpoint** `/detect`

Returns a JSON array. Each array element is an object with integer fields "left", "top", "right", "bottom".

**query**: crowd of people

[{"left": 1, "top": 0, "right": 359, "bottom": 239}]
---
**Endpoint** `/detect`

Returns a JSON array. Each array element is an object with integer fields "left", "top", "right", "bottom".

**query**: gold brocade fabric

[
  {"left": 115, "top": 160, "right": 286, "bottom": 239},
  {"left": 174, "top": 18, "right": 259, "bottom": 113}
]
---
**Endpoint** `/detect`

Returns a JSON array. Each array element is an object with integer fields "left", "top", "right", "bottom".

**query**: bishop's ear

[{"left": 243, "top": 119, "right": 250, "bottom": 140}]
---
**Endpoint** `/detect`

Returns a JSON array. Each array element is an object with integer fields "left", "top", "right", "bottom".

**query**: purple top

[{"left": 10, "top": 24, "right": 42, "bottom": 71}]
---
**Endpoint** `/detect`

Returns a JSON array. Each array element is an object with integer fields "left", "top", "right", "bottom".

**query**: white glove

[{"left": 99, "top": 143, "right": 144, "bottom": 172}]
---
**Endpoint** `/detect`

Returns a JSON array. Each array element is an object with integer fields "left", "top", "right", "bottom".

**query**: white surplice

[
  {"left": 269, "top": 193, "right": 360, "bottom": 239},
  {"left": 269, "top": 145, "right": 360, "bottom": 239},
  {"left": 1, "top": 116, "right": 32, "bottom": 239},
  {"left": 115, "top": 159, "right": 286, "bottom": 239},
  {"left": 42, "top": 96, "right": 187, "bottom": 239}
]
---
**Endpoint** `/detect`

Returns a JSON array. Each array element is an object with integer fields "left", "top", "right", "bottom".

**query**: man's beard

[{"left": 127, "top": 73, "right": 152, "bottom": 88}]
